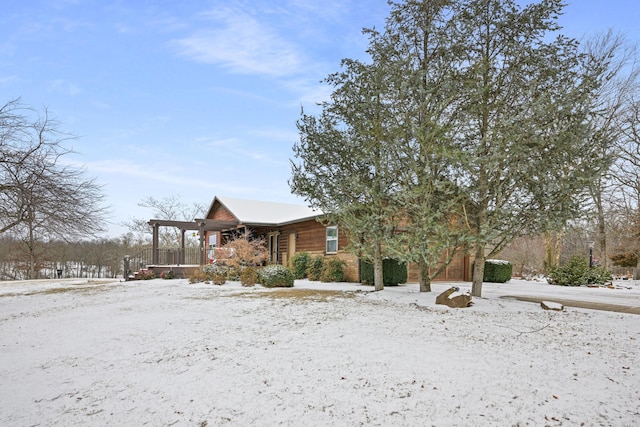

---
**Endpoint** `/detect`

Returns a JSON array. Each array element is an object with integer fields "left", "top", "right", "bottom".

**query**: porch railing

[{"left": 127, "top": 247, "right": 204, "bottom": 270}]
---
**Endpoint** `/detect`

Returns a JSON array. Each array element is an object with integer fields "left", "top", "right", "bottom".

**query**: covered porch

[{"left": 123, "top": 218, "right": 239, "bottom": 280}]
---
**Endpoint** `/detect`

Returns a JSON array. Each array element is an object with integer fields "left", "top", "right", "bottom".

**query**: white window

[{"left": 326, "top": 226, "right": 338, "bottom": 254}]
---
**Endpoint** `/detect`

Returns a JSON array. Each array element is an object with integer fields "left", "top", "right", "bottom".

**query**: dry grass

[
  {"left": 229, "top": 288, "right": 363, "bottom": 302},
  {"left": 0, "top": 282, "right": 115, "bottom": 298},
  {"left": 28, "top": 285, "right": 113, "bottom": 296}
]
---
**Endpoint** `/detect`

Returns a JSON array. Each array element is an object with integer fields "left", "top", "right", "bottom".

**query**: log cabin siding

[
  {"left": 211, "top": 203, "right": 237, "bottom": 222},
  {"left": 247, "top": 220, "right": 361, "bottom": 282},
  {"left": 406, "top": 249, "right": 471, "bottom": 282},
  {"left": 289, "top": 219, "right": 327, "bottom": 253},
  {"left": 203, "top": 196, "right": 470, "bottom": 283}
]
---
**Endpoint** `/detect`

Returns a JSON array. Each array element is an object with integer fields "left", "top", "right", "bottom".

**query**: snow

[
  {"left": 213, "top": 196, "right": 320, "bottom": 225},
  {"left": 485, "top": 259, "right": 511, "bottom": 265},
  {"left": 1, "top": 277, "right": 638, "bottom": 426}
]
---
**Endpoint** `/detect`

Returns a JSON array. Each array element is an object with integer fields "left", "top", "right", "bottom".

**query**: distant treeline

[{"left": 0, "top": 235, "right": 150, "bottom": 281}]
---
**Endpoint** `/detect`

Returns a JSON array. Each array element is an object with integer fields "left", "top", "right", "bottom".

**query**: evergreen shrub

[
  {"left": 483, "top": 260, "right": 512, "bottom": 283},
  {"left": 307, "top": 256, "right": 325, "bottom": 281},
  {"left": 320, "top": 258, "right": 346, "bottom": 282},
  {"left": 259, "top": 265, "right": 294, "bottom": 288},
  {"left": 290, "top": 252, "right": 311, "bottom": 279},
  {"left": 360, "top": 258, "right": 407, "bottom": 286},
  {"left": 547, "top": 256, "right": 612, "bottom": 286},
  {"left": 240, "top": 266, "right": 258, "bottom": 286}
]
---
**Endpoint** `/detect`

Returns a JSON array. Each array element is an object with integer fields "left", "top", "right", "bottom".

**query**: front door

[{"left": 268, "top": 232, "right": 280, "bottom": 264}]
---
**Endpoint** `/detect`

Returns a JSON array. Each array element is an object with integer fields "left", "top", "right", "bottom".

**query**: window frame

[{"left": 325, "top": 225, "right": 338, "bottom": 254}]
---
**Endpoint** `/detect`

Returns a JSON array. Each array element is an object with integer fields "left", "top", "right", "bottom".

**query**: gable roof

[{"left": 208, "top": 196, "right": 321, "bottom": 226}]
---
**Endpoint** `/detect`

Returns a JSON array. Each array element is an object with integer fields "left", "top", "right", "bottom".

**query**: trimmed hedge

[
  {"left": 483, "top": 260, "right": 512, "bottom": 283},
  {"left": 360, "top": 258, "right": 407, "bottom": 286}
]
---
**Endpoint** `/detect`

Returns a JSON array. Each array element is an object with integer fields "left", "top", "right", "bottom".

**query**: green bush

[
  {"left": 320, "top": 258, "right": 346, "bottom": 282},
  {"left": 307, "top": 256, "right": 325, "bottom": 281},
  {"left": 547, "top": 256, "right": 612, "bottom": 286},
  {"left": 290, "top": 252, "right": 311, "bottom": 279},
  {"left": 483, "top": 260, "right": 512, "bottom": 283},
  {"left": 360, "top": 258, "right": 407, "bottom": 286},
  {"left": 259, "top": 265, "right": 294, "bottom": 288},
  {"left": 240, "top": 266, "right": 259, "bottom": 286}
]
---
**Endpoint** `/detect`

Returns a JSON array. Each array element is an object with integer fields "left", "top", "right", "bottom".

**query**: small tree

[{"left": 223, "top": 231, "right": 268, "bottom": 268}]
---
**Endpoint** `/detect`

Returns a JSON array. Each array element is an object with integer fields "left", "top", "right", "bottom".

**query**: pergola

[{"left": 147, "top": 218, "right": 239, "bottom": 265}]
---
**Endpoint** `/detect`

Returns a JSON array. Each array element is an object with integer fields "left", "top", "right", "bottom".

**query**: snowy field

[{"left": 0, "top": 277, "right": 638, "bottom": 426}]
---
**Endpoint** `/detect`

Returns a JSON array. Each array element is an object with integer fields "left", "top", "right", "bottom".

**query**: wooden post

[
  {"left": 199, "top": 221, "right": 206, "bottom": 265},
  {"left": 152, "top": 222, "right": 159, "bottom": 265},
  {"left": 180, "top": 229, "right": 186, "bottom": 265}
]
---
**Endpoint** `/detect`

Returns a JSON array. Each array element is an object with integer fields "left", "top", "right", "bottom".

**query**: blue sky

[{"left": 1, "top": 0, "right": 638, "bottom": 237}]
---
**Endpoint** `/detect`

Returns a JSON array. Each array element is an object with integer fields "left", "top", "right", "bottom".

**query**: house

[
  {"left": 203, "top": 196, "right": 471, "bottom": 283},
  {"left": 204, "top": 196, "right": 359, "bottom": 280},
  {"left": 140, "top": 196, "right": 470, "bottom": 282}
]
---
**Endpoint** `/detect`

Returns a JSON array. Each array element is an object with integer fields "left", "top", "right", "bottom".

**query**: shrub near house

[
  {"left": 290, "top": 252, "right": 311, "bottom": 279},
  {"left": 360, "top": 258, "right": 408, "bottom": 286},
  {"left": 259, "top": 265, "right": 294, "bottom": 287},
  {"left": 483, "top": 260, "right": 512, "bottom": 283}
]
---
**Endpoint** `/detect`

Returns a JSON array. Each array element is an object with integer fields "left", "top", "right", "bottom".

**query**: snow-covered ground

[{"left": 0, "top": 277, "right": 638, "bottom": 426}]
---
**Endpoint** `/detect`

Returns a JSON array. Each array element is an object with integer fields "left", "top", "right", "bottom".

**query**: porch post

[
  {"left": 152, "top": 222, "right": 159, "bottom": 265},
  {"left": 199, "top": 221, "right": 206, "bottom": 265},
  {"left": 180, "top": 229, "right": 186, "bottom": 265}
]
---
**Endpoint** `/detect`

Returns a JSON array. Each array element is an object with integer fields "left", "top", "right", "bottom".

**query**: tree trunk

[
  {"left": 419, "top": 257, "right": 431, "bottom": 292},
  {"left": 373, "top": 240, "right": 384, "bottom": 291},
  {"left": 471, "top": 244, "right": 485, "bottom": 297},
  {"left": 635, "top": 255, "right": 640, "bottom": 280},
  {"left": 596, "top": 216, "right": 607, "bottom": 270},
  {"left": 544, "top": 231, "right": 562, "bottom": 273},
  {"left": 28, "top": 220, "right": 36, "bottom": 280}
]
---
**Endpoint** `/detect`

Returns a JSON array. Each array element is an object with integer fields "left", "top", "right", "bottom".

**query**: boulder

[{"left": 541, "top": 301, "right": 564, "bottom": 311}]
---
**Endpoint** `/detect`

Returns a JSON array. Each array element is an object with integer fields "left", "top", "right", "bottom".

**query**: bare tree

[
  {"left": 580, "top": 32, "right": 640, "bottom": 270},
  {"left": 1, "top": 99, "right": 108, "bottom": 278},
  {"left": 612, "top": 82, "right": 640, "bottom": 278},
  {"left": 123, "top": 195, "right": 205, "bottom": 247}
]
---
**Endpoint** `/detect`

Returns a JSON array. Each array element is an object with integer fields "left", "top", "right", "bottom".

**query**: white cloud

[
  {"left": 249, "top": 128, "right": 299, "bottom": 143},
  {"left": 173, "top": 7, "right": 301, "bottom": 77},
  {"left": 86, "top": 158, "right": 253, "bottom": 195},
  {"left": 197, "top": 135, "right": 285, "bottom": 165},
  {"left": 48, "top": 79, "right": 82, "bottom": 96},
  {"left": 0, "top": 75, "right": 18, "bottom": 85},
  {"left": 196, "top": 136, "right": 241, "bottom": 148}
]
